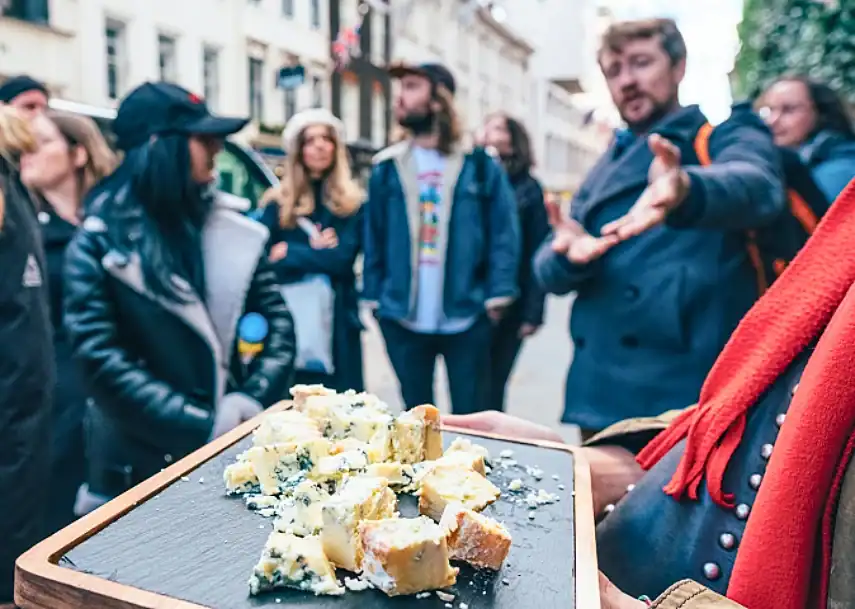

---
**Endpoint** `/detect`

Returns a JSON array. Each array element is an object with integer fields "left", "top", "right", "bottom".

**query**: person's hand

[
  {"left": 486, "top": 305, "right": 506, "bottom": 324},
  {"left": 601, "top": 135, "right": 690, "bottom": 241},
  {"left": 443, "top": 411, "right": 564, "bottom": 444},
  {"left": 551, "top": 219, "right": 619, "bottom": 265},
  {"left": 269, "top": 242, "right": 288, "bottom": 262},
  {"left": 600, "top": 572, "right": 648, "bottom": 609},
  {"left": 581, "top": 445, "right": 645, "bottom": 516},
  {"left": 518, "top": 323, "right": 539, "bottom": 339},
  {"left": 310, "top": 227, "right": 338, "bottom": 249}
]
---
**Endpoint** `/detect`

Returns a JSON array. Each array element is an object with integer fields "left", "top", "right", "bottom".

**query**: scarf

[{"left": 636, "top": 178, "right": 855, "bottom": 609}]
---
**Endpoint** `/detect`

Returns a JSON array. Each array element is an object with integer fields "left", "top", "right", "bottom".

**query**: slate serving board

[{"left": 16, "top": 411, "right": 598, "bottom": 609}]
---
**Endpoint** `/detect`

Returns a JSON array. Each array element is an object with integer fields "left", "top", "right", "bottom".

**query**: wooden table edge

[{"left": 15, "top": 410, "right": 599, "bottom": 608}]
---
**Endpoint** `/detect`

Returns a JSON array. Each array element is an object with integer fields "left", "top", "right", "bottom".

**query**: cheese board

[{"left": 14, "top": 401, "right": 599, "bottom": 609}]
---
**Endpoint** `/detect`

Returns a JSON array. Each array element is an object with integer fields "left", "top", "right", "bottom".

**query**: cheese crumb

[
  {"left": 416, "top": 591, "right": 432, "bottom": 599},
  {"left": 436, "top": 591, "right": 455, "bottom": 602},
  {"left": 499, "top": 449, "right": 514, "bottom": 459},
  {"left": 526, "top": 466, "right": 543, "bottom": 480},
  {"left": 508, "top": 479, "right": 522, "bottom": 491},
  {"left": 552, "top": 474, "right": 560, "bottom": 481},
  {"left": 528, "top": 511, "right": 536, "bottom": 520},
  {"left": 198, "top": 477, "right": 205, "bottom": 483},
  {"left": 343, "top": 577, "right": 372, "bottom": 592},
  {"left": 180, "top": 476, "right": 190, "bottom": 482}
]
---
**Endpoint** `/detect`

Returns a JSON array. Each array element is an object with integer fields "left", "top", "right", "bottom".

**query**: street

[{"left": 362, "top": 295, "right": 582, "bottom": 444}]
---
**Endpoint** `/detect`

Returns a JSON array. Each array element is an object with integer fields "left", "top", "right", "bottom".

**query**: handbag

[{"left": 279, "top": 217, "right": 336, "bottom": 374}]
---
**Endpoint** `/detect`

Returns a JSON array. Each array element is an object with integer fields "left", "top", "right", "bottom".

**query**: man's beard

[
  {"left": 621, "top": 94, "right": 679, "bottom": 134},
  {"left": 399, "top": 110, "right": 436, "bottom": 135}
]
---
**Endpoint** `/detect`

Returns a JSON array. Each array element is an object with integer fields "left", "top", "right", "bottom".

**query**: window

[
  {"left": 158, "top": 35, "right": 178, "bottom": 82},
  {"left": 310, "top": 0, "right": 320, "bottom": 29},
  {"left": 105, "top": 20, "right": 127, "bottom": 101},
  {"left": 281, "top": 0, "right": 293, "bottom": 16},
  {"left": 312, "top": 76, "right": 323, "bottom": 108},
  {"left": 284, "top": 88, "right": 297, "bottom": 121},
  {"left": 203, "top": 47, "right": 220, "bottom": 110},
  {"left": 248, "top": 57, "right": 264, "bottom": 120},
  {"left": 342, "top": 81, "right": 360, "bottom": 140},
  {"left": 4, "top": 0, "right": 49, "bottom": 23},
  {"left": 371, "top": 11, "right": 386, "bottom": 66}
]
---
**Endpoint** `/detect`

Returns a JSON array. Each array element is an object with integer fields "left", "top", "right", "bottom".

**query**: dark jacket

[
  {"left": 507, "top": 169, "right": 550, "bottom": 326},
  {"left": 534, "top": 104, "right": 786, "bottom": 430},
  {"left": 799, "top": 129, "right": 855, "bottom": 202},
  {"left": 63, "top": 194, "right": 295, "bottom": 497},
  {"left": 258, "top": 183, "right": 364, "bottom": 392},
  {"left": 363, "top": 141, "right": 521, "bottom": 322},
  {"left": 0, "top": 164, "right": 54, "bottom": 602}
]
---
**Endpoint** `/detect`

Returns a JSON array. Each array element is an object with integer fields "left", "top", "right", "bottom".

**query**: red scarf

[{"left": 636, "top": 179, "right": 855, "bottom": 609}]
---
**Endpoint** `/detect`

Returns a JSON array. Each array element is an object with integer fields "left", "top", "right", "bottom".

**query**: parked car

[{"left": 48, "top": 98, "right": 278, "bottom": 212}]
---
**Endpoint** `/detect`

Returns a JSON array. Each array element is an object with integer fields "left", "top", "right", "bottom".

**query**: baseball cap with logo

[
  {"left": 389, "top": 62, "right": 456, "bottom": 96},
  {"left": 113, "top": 82, "right": 249, "bottom": 151}
]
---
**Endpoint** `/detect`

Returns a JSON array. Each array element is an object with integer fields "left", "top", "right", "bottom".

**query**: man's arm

[
  {"left": 361, "top": 164, "right": 386, "bottom": 308},
  {"left": 484, "top": 157, "right": 521, "bottom": 309},
  {"left": 533, "top": 238, "right": 599, "bottom": 296},
  {"left": 667, "top": 108, "right": 786, "bottom": 231}
]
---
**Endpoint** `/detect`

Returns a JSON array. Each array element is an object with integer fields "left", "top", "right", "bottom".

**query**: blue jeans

[{"left": 379, "top": 316, "right": 491, "bottom": 414}]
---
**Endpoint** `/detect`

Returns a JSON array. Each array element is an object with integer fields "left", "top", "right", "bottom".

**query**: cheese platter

[{"left": 14, "top": 387, "right": 599, "bottom": 609}]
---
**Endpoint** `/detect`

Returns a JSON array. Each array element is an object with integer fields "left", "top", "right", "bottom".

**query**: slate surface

[{"left": 63, "top": 433, "right": 577, "bottom": 608}]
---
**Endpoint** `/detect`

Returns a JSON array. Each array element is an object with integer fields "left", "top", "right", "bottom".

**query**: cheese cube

[
  {"left": 248, "top": 532, "right": 344, "bottom": 596},
  {"left": 418, "top": 464, "right": 500, "bottom": 521},
  {"left": 316, "top": 449, "right": 370, "bottom": 482},
  {"left": 253, "top": 409, "right": 322, "bottom": 447},
  {"left": 439, "top": 503, "right": 512, "bottom": 571},
  {"left": 321, "top": 476, "right": 397, "bottom": 571},
  {"left": 446, "top": 437, "right": 490, "bottom": 463},
  {"left": 358, "top": 517, "right": 458, "bottom": 596},
  {"left": 364, "top": 462, "right": 417, "bottom": 491},
  {"left": 244, "top": 438, "right": 331, "bottom": 496},
  {"left": 274, "top": 479, "right": 330, "bottom": 536},
  {"left": 290, "top": 384, "right": 337, "bottom": 409},
  {"left": 223, "top": 460, "right": 259, "bottom": 495},
  {"left": 393, "top": 404, "right": 443, "bottom": 464}
]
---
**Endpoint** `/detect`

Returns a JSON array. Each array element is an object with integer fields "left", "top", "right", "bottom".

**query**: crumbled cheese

[
  {"left": 552, "top": 474, "right": 560, "bottom": 481},
  {"left": 499, "top": 449, "right": 514, "bottom": 459},
  {"left": 416, "top": 592, "right": 432, "bottom": 599},
  {"left": 181, "top": 476, "right": 190, "bottom": 482},
  {"left": 502, "top": 578, "right": 510, "bottom": 585},
  {"left": 558, "top": 484, "right": 566, "bottom": 491},
  {"left": 500, "top": 459, "right": 518, "bottom": 469},
  {"left": 436, "top": 591, "right": 455, "bottom": 602},
  {"left": 524, "top": 488, "right": 558, "bottom": 508},
  {"left": 526, "top": 466, "right": 543, "bottom": 480},
  {"left": 528, "top": 511, "right": 536, "bottom": 520},
  {"left": 508, "top": 479, "right": 522, "bottom": 491},
  {"left": 343, "top": 577, "right": 372, "bottom": 591},
  {"left": 198, "top": 477, "right": 205, "bottom": 483}
]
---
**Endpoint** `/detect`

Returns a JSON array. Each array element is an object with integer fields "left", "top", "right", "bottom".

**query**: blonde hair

[
  {"left": 44, "top": 110, "right": 117, "bottom": 202},
  {"left": 0, "top": 104, "right": 37, "bottom": 230},
  {"left": 261, "top": 123, "right": 363, "bottom": 229}
]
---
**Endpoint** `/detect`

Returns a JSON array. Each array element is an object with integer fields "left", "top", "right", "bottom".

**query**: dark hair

[
  {"left": 763, "top": 75, "right": 854, "bottom": 140},
  {"left": 489, "top": 113, "right": 535, "bottom": 176},
  {"left": 87, "top": 134, "right": 211, "bottom": 303},
  {"left": 599, "top": 18, "right": 687, "bottom": 66}
]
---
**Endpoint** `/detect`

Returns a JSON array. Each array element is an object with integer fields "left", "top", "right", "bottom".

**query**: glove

[{"left": 209, "top": 393, "right": 263, "bottom": 441}]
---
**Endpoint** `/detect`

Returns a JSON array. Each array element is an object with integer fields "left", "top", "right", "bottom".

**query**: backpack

[{"left": 694, "top": 122, "right": 829, "bottom": 294}]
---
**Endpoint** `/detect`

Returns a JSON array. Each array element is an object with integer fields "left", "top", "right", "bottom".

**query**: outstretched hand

[
  {"left": 601, "top": 134, "right": 690, "bottom": 242},
  {"left": 551, "top": 219, "right": 620, "bottom": 265}
]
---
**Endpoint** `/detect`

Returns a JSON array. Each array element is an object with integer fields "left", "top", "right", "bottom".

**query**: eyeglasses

[{"left": 758, "top": 103, "right": 811, "bottom": 120}]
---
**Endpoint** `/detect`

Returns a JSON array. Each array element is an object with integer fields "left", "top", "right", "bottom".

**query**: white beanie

[{"left": 281, "top": 108, "right": 346, "bottom": 154}]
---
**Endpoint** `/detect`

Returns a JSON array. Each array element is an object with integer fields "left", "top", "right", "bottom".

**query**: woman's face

[
  {"left": 20, "top": 115, "right": 81, "bottom": 191},
  {"left": 483, "top": 116, "right": 512, "bottom": 156},
  {"left": 301, "top": 125, "right": 336, "bottom": 177},
  {"left": 761, "top": 80, "right": 817, "bottom": 148},
  {"left": 188, "top": 135, "right": 224, "bottom": 184}
]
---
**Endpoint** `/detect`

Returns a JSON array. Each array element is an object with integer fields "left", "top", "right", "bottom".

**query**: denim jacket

[{"left": 362, "top": 141, "right": 520, "bottom": 323}]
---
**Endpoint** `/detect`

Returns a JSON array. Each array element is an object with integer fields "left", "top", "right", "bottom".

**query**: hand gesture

[
  {"left": 551, "top": 219, "right": 619, "bottom": 265},
  {"left": 269, "top": 242, "right": 288, "bottom": 262},
  {"left": 601, "top": 134, "right": 690, "bottom": 241},
  {"left": 518, "top": 323, "right": 539, "bottom": 339},
  {"left": 310, "top": 227, "right": 339, "bottom": 249},
  {"left": 599, "top": 572, "right": 648, "bottom": 609}
]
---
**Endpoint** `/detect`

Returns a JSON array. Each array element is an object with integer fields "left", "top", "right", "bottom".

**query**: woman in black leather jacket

[{"left": 63, "top": 82, "right": 296, "bottom": 509}]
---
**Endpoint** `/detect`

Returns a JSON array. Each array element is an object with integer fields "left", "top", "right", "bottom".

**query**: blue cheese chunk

[
  {"left": 364, "top": 462, "right": 417, "bottom": 491},
  {"left": 244, "top": 438, "right": 331, "bottom": 496},
  {"left": 253, "top": 410, "right": 322, "bottom": 447},
  {"left": 274, "top": 479, "right": 330, "bottom": 536},
  {"left": 358, "top": 516, "right": 458, "bottom": 596},
  {"left": 248, "top": 532, "right": 344, "bottom": 596},
  {"left": 446, "top": 437, "right": 490, "bottom": 463},
  {"left": 393, "top": 405, "right": 443, "bottom": 464},
  {"left": 223, "top": 460, "right": 259, "bottom": 496},
  {"left": 321, "top": 476, "right": 398, "bottom": 571},
  {"left": 317, "top": 449, "right": 370, "bottom": 483},
  {"left": 418, "top": 464, "right": 500, "bottom": 521}
]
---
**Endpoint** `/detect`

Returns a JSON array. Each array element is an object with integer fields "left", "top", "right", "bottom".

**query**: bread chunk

[{"left": 439, "top": 503, "right": 512, "bottom": 570}]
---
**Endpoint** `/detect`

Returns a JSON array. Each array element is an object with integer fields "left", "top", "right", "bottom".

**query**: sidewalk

[{"left": 361, "top": 295, "right": 581, "bottom": 444}]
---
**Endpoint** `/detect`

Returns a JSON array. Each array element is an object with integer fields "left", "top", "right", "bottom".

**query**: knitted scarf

[{"left": 636, "top": 179, "right": 855, "bottom": 609}]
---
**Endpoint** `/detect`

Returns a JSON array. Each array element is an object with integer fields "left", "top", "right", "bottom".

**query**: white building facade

[{"left": 0, "top": 0, "right": 334, "bottom": 146}]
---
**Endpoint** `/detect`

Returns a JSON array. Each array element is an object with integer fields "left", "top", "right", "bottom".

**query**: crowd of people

[{"left": 1, "top": 14, "right": 855, "bottom": 609}]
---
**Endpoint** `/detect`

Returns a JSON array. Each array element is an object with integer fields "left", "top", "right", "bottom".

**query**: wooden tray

[{"left": 15, "top": 406, "right": 599, "bottom": 609}]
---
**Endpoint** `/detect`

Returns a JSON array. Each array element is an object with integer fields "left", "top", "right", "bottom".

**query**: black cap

[
  {"left": 389, "top": 62, "right": 456, "bottom": 96},
  {"left": 113, "top": 82, "right": 249, "bottom": 151},
  {"left": 0, "top": 75, "right": 48, "bottom": 104}
]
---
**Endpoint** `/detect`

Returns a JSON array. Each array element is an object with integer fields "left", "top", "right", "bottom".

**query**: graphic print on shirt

[{"left": 418, "top": 168, "right": 443, "bottom": 266}]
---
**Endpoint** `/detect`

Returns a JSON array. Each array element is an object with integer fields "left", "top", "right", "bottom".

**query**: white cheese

[
  {"left": 446, "top": 437, "right": 490, "bottom": 463},
  {"left": 418, "top": 464, "right": 501, "bottom": 521},
  {"left": 393, "top": 405, "right": 443, "bottom": 464},
  {"left": 253, "top": 410, "right": 322, "bottom": 447},
  {"left": 273, "top": 479, "right": 330, "bottom": 537},
  {"left": 248, "top": 532, "right": 344, "bottom": 596},
  {"left": 223, "top": 460, "right": 259, "bottom": 496},
  {"left": 244, "top": 438, "right": 331, "bottom": 496},
  {"left": 439, "top": 503, "right": 512, "bottom": 571},
  {"left": 316, "top": 449, "right": 370, "bottom": 482}
]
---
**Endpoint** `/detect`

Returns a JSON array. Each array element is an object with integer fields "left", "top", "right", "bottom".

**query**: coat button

[
  {"left": 38, "top": 211, "right": 50, "bottom": 224},
  {"left": 761, "top": 443, "right": 774, "bottom": 459},
  {"left": 718, "top": 533, "right": 737, "bottom": 551},
  {"left": 603, "top": 504, "right": 615, "bottom": 515},
  {"left": 575, "top": 337, "right": 586, "bottom": 349},
  {"left": 620, "top": 335, "right": 639, "bottom": 348},
  {"left": 703, "top": 562, "right": 722, "bottom": 581},
  {"left": 164, "top": 454, "right": 173, "bottom": 463},
  {"left": 775, "top": 413, "right": 786, "bottom": 428},
  {"left": 735, "top": 503, "right": 751, "bottom": 520},
  {"left": 624, "top": 285, "right": 640, "bottom": 301},
  {"left": 749, "top": 473, "right": 762, "bottom": 490}
]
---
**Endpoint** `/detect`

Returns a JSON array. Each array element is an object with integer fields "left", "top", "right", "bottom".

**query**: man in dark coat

[
  {"left": 0, "top": 109, "right": 54, "bottom": 603},
  {"left": 533, "top": 18, "right": 786, "bottom": 437}
]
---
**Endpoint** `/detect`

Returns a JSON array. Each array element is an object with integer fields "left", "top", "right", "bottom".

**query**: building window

[
  {"left": 371, "top": 11, "right": 386, "bottom": 66},
  {"left": 281, "top": 0, "right": 293, "bottom": 16},
  {"left": 4, "top": 0, "right": 49, "bottom": 23},
  {"left": 310, "top": 0, "right": 320, "bottom": 29},
  {"left": 158, "top": 35, "right": 178, "bottom": 82},
  {"left": 284, "top": 88, "right": 297, "bottom": 122},
  {"left": 312, "top": 76, "right": 323, "bottom": 108},
  {"left": 203, "top": 47, "right": 220, "bottom": 110},
  {"left": 248, "top": 57, "right": 265, "bottom": 120},
  {"left": 105, "top": 20, "right": 126, "bottom": 101}
]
